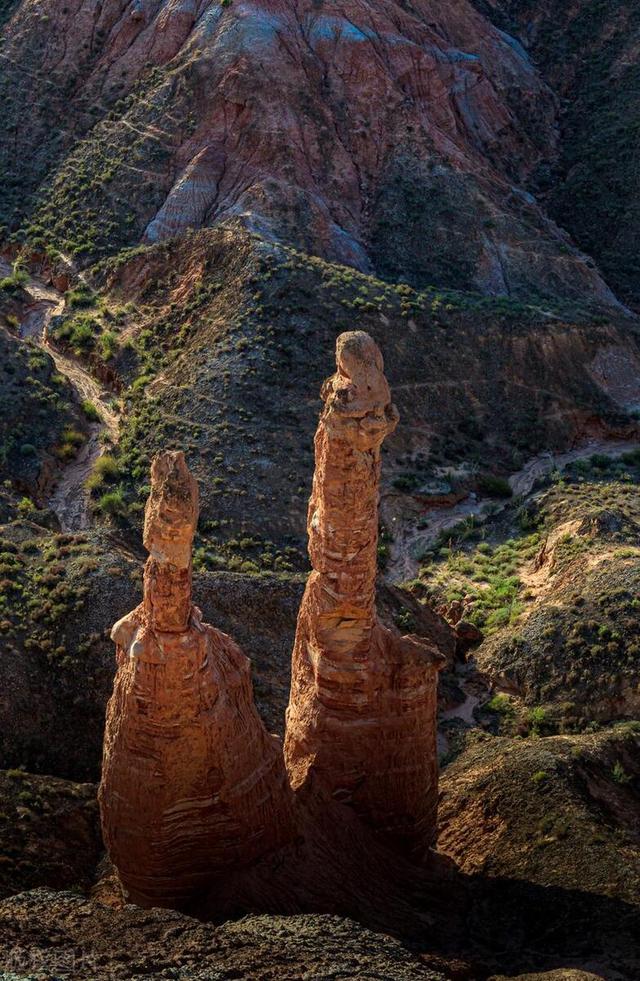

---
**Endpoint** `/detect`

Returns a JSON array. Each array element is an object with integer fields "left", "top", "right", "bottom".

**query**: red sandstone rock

[
  {"left": 98, "top": 451, "right": 292, "bottom": 909},
  {"left": 284, "top": 331, "right": 446, "bottom": 860},
  {"left": 454, "top": 620, "right": 484, "bottom": 658}
]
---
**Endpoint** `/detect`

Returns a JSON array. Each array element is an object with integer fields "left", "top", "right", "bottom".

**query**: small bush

[
  {"left": 528, "top": 706, "right": 550, "bottom": 736},
  {"left": 94, "top": 454, "right": 120, "bottom": 480},
  {"left": 590, "top": 453, "right": 612, "bottom": 470},
  {"left": 97, "top": 487, "right": 127, "bottom": 517},
  {"left": 99, "top": 330, "right": 118, "bottom": 361},
  {"left": 393, "top": 472, "right": 422, "bottom": 492},
  {"left": 486, "top": 693, "right": 515, "bottom": 716},
  {"left": 478, "top": 474, "right": 513, "bottom": 498},
  {"left": 65, "top": 286, "right": 96, "bottom": 308},
  {"left": 66, "top": 317, "right": 99, "bottom": 353},
  {"left": 612, "top": 761, "right": 631, "bottom": 785},
  {"left": 0, "top": 262, "right": 28, "bottom": 292},
  {"left": 86, "top": 454, "right": 120, "bottom": 493},
  {"left": 62, "top": 427, "right": 84, "bottom": 447},
  {"left": 81, "top": 400, "right": 101, "bottom": 422}
]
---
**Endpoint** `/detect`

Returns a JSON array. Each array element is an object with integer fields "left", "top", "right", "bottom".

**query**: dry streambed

[
  {"left": 1, "top": 259, "right": 119, "bottom": 530},
  {"left": 385, "top": 438, "right": 640, "bottom": 583}
]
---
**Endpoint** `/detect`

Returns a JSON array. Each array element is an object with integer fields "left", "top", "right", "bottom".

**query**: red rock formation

[
  {"left": 98, "top": 451, "right": 292, "bottom": 909},
  {"left": 284, "top": 331, "right": 445, "bottom": 860}
]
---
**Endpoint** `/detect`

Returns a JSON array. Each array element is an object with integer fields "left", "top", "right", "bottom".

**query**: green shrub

[
  {"left": 486, "top": 693, "right": 515, "bottom": 716},
  {"left": 478, "top": 474, "right": 513, "bottom": 498},
  {"left": 97, "top": 487, "right": 127, "bottom": 517},
  {"left": 612, "top": 761, "right": 631, "bottom": 785},
  {"left": 528, "top": 706, "right": 550, "bottom": 736},
  {"left": 99, "top": 330, "right": 118, "bottom": 361},
  {"left": 94, "top": 454, "right": 120, "bottom": 480},
  {"left": 393, "top": 472, "right": 422, "bottom": 492},
  {"left": 56, "top": 427, "right": 85, "bottom": 461},
  {"left": 81, "top": 400, "right": 101, "bottom": 422},
  {"left": 590, "top": 453, "right": 612, "bottom": 470},
  {"left": 54, "top": 313, "right": 100, "bottom": 353},
  {"left": 0, "top": 261, "right": 28, "bottom": 292},
  {"left": 65, "top": 286, "right": 97, "bottom": 308},
  {"left": 85, "top": 454, "right": 120, "bottom": 493}
]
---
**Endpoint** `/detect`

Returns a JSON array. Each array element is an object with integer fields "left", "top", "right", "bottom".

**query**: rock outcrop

[
  {"left": 99, "top": 451, "right": 292, "bottom": 909},
  {"left": 284, "top": 331, "right": 445, "bottom": 859}
]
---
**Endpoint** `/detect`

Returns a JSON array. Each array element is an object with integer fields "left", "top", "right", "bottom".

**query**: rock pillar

[
  {"left": 284, "top": 332, "right": 445, "bottom": 858},
  {"left": 99, "top": 451, "right": 292, "bottom": 908}
]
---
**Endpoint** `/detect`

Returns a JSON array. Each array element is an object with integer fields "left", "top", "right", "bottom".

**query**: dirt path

[
  {"left": 385, "top": 438, "right": 640, "bottom": 583},
  {"left": 437, "top": 658, "right": 490, "bottom": 760},
  {"left": 2, "top": 259, "right": 120, "bottom": 531}
]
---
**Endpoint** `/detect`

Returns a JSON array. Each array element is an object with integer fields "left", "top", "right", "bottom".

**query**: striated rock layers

[
  {"left": 284, "top": 331, "right": 445, "bottom": 859},
  {"left": 98, "top": 451, "right": 292, "bottom": 909}
]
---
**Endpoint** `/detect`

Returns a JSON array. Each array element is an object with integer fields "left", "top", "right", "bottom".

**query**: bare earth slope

[
  {"left": 85, "top": 228, "right": 640, "bottom": 553},
  {"left": 0, "top": 0, "right": 623, "bottom": 304}
]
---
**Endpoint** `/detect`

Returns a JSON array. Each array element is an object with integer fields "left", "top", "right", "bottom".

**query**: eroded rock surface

[
  {"left": 99, "top": 451, "right": 292, "bottom": 909},
  {"left": 0, "top": 0, "right": 623, "bottom": 304},
  {"left": 0, "top": 889, "right": 447, "bottom": 981},
  {"left": 285, "top": 332, "right": 445, "bottom": 859}
]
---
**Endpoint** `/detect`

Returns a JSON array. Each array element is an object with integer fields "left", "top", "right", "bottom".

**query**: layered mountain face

[{"left": 0, "top": 0, "right": 624, "bottom": 304}]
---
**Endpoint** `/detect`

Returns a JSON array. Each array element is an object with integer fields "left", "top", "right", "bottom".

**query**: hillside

[
  {"left": 0, "top": 0, "right": 626, "bottom": 307},
  {"left": 475, "top": 0, "right": 640, "bottom": 307}
]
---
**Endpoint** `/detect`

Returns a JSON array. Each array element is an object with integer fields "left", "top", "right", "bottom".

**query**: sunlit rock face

[
  {"left": 284, "top": 332, "right": 445, "bottom": 860},
  {"left": 0, "top": 0, "right": 622, "bottom": 304},
  {"left": 98, "top": 451, "right": 293, "bottom": 909}
]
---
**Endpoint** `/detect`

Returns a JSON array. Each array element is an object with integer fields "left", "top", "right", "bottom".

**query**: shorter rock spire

[
  {"left": 142, "top": 451, "right": 198, "bottom": 632},
  {"left": 99, "top": 451, "right": 292, "bottom": 909}
]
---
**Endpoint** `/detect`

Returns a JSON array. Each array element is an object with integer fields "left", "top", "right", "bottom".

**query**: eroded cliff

[{"left": 0, "top": 0, "right": 621, "bottom": 304}]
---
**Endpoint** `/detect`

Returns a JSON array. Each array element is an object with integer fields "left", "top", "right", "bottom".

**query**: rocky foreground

[{"left": 1, "top": 721, "right": 638, "bottom": 978}]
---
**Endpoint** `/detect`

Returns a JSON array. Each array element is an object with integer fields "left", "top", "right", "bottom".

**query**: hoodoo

[
  {"left": 98, "top": 451, "right": 292, "bottom": 909},
  {"left": 284, "top": 331, "right": 445, "bottom": 859}
]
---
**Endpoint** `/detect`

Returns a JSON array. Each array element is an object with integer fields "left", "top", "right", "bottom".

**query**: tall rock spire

[
  {"left": 141, "top": 450, "right": 198, "bottom": 632},
  {"left": 99, "top": 451, "right": 292, "bottom": 909},
  {"left": 284, "top": 332, "right": 445, "bottom": 859}
]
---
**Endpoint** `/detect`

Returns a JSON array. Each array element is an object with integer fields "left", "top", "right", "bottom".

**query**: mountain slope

[
  {"left": 476, "top": 0, "right": 640, "bottom": 307},
  {"left": 0, "top": 0, "right": 622, "bottom": 304}
]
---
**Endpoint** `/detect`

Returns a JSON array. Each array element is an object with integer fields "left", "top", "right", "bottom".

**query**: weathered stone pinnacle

[
  {"left": 99, "top": 451, "right": 293, "bottom": 909},
  {"left": 142, "top": 450, "right": 198, "bottom": 632},
  {"left": 284, "top": 332, "right": 445, "bottom": 859}
]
